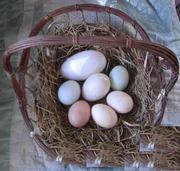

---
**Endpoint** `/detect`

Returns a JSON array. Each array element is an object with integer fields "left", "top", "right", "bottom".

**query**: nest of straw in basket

[{"left": 26, "top": 22, "right": 155, "bottom": 165}]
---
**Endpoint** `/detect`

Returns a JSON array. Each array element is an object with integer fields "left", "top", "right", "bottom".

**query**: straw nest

[{"left": 27, "top": 22, "right": 155, "bottom": 165}]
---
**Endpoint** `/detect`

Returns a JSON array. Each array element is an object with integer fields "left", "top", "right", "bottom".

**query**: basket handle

[{"left": 2, "top": 35, "right": 179, "bottom": 125}]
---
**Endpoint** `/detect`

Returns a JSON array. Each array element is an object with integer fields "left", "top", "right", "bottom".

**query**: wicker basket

[{"left": 2, "top": 4, "right": 179, "bottom": 167}]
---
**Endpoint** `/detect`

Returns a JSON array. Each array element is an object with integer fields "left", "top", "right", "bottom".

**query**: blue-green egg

[
  {"left": 109, "top": 65, "right": 129, "bottom": 91},
  {"left": 58, "top": 80, "right": 81, "bottom": 105}
]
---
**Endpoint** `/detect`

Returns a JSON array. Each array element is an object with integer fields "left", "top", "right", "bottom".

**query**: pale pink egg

[
  {"left": 106, "top": 91, "right": 134, "bottom": 114},
  {"left": 91, "top": 104, "right": 118, "bottom": 128},
  {"left": 68, "top": 100, "right": 91, "bottom": 128}
]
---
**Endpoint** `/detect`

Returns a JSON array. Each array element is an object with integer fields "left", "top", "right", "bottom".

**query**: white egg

[
  {"left": 61, "top": 50, "right": 107, "bottom": 80},
  {"left": 58, "top": 80, "right": 80, "bottom": 105},
  {"left": 82, "top": 73, "right": 110, "bottom": 101},
  {"left": 109, "top": 65, "right": 129, "bottom": 91},
  {"left": 91, "top": 104, "right": 118, "bottom": 128},
  {"left": 106, "top": 91, "right": 133, "bottom": 114}
]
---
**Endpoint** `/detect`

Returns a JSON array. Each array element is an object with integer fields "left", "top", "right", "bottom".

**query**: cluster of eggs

[{"left": 58, "top": 50, "right": 133, "bottom": 128}]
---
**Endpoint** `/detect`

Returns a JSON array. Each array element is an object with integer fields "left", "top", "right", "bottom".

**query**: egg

[
  {"left": 58, "top": 80, "right": 80, "bottom": 105},
  {"left": 109, "top": 65, "right": 129, "bottom": 91},
  {"left": 60, "top": 50, "right": 107, "bottom": 80},
  {"left": 106, "top": 91, "right": 134, "bottom": 114},
  {"left": 82, "top": 73, "right": 110, "bottom": 101},
  {"left": 68, "top": 100, "right": 90, "bottom": 128},
  {"left": 91, "top": 104, "right": 118, "bottom": 128}
]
